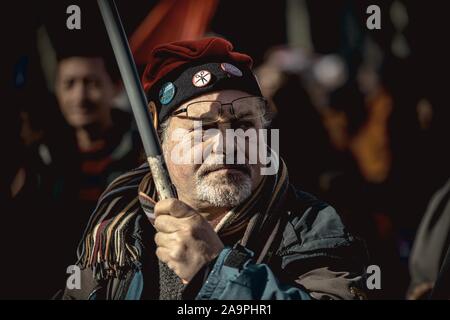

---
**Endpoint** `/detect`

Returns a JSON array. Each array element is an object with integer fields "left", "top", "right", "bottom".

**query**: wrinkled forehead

[
  {"left": 58, "top": 56, "right": 105, "bottom": 70},
  {"left": 57, "top": 57, "right": 108, "bottom": 80}
]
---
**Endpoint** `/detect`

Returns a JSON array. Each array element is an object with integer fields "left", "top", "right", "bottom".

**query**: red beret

[
  {"left": 142, "top": 37, "right": 253, "bottom": 92},
  {"left": 141, "top": 37, "right": 262, "bottom": 124}
]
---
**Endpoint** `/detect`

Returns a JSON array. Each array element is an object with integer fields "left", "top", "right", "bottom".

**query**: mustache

[
  {"left": 197, "top": 163, "right": 251, "bottom": 178},
  {"left": 71, "top": 99, "right": 97, "bottom": 110}
]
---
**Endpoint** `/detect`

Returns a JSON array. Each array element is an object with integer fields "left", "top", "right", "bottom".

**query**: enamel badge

[
  {"left": 159, "top": 82, "right": 176, "bottom": 105},
  {"left": 221, "top": 63, "right": 243, "bottom": 77},
  {"left": 192, "top": 70, "right": 212, "bottom": 87}
]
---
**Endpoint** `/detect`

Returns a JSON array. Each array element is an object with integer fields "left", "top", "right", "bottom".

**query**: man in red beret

[{"left": 60, "top": 37, "right": 367, "bottom": 300}]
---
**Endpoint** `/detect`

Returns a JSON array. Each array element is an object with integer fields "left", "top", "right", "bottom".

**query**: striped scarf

[{"left": 77, "top": 159, "right": 289, "bottom": 281}]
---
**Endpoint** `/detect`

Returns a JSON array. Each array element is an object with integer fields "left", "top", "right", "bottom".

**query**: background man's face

[
  {"left": 55, "top": 57, "right": 116, "bottom": 129},
  {"left": 163, "top": 90, "right": 265, "bottom": 209}
]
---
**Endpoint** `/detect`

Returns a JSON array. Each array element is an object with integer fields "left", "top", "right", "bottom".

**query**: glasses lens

[
  {"left": 232, "top": 97, "right": 266, "bottom": 119},
  {"left": 186, "top": 101, "right": 221, "bottom": 123}
]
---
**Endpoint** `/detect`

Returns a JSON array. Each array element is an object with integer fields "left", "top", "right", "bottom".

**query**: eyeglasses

[{"left": 172, "top": 96, "right": 269, "bottom": 125}]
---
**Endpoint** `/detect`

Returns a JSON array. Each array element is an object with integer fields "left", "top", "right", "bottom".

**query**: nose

[
  {"left": 218, "top": 103, "right": 235, "bottom": 121},
  {"left": 209, "top": 122, "right": 240, "bottom": 163},
  {"left": 72, "top": 82, "right": 89, "bottom": 103}
]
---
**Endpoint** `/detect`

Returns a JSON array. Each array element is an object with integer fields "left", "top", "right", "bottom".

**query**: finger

[
  {"left": 154, "top": 232, "right": 177, "bottom": 248},
  {"left": 155, "top": 247, "right": 171, "bottom": 264},
  {"left": 154, "top": 214, "right": 185, "bottom": 233},
  {"left": 155, "top": 198, "right": 197, "bottom": 219}
]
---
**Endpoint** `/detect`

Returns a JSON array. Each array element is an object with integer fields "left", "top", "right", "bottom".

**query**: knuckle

[
  {"left": 170, "top": 247, "right": 184, "bottom": 260},
  {"left": 154, "top": 201, "right": 163, "bottom": 213},
  {"left": 182, "top": 226, "right": 195, "bottom": 239},
  {"left": 156, "top": 247, "right": 164, "bottom": 260},
  {"left": 155, "top": 216, "right": 169, "bottom": 231},
  {"left": 154, "top": 217, "right": 160, "bottom": 229},
  {"left": 172, "top": 232, "right": 182, "bottom": 243}
]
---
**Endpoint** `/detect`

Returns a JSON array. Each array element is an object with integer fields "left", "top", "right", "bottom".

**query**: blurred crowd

[{"left": 2, "top": 0, "right": 449, "bottom": 299}]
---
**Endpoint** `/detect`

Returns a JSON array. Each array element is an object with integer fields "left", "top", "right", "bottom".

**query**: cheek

[
  {"left": 164, "top": 140, "right": 199, "bottom": 188},
  {"left": 169, "top": 163, "right": 199, "bottom": 195},
  {"left": 170, "top": 163, "right": 194, "bottom": 183},
  {"left": 55, "top": 88, "right": 68, "bottom": 104},
  {"left": 56, "top": 93, "right": 73, "bottom": 114},
  {"left": 87, "top": 88, "right": 105, "bottom": 104}
]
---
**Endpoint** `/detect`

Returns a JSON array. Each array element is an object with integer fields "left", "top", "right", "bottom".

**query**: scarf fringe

[{"left": 77, "top": 161, "right": 288, "bottom": 280}]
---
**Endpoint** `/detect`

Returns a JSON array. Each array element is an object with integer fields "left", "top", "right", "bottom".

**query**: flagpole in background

[{"left": 97, "top": 0, "right": 176, "bottom": 209}]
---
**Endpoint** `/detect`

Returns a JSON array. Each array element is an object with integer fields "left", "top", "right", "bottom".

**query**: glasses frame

[{"left": 171, "top": 96, "right": 268, "bottom": 123}]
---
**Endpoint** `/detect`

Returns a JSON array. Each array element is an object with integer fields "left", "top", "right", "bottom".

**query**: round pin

[
  {"left": 159, "top": 82, "right": 176, "bottom": 105},
  {"left": 221, "top": 63, "right": 243, "bottom": 77},
  {"left": 192, "top": 70, "right": 212, "bottom": 87}
]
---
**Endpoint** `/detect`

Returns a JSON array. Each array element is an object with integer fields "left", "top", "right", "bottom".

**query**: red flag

[{"left": 130, "top": 0, "right": 219, "bottom": 65}]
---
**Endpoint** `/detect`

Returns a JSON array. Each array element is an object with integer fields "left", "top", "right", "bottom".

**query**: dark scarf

[{"left": 77, "top": 159, "right": 289, "bottom": 298}]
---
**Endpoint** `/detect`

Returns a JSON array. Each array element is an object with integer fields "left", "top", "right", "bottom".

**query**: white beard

[
  {"left": 195, "top": 172, "right": 252, "bottom": 208},
  {"left": 195, "top": 154, "right": 252, "bottom": 208}
]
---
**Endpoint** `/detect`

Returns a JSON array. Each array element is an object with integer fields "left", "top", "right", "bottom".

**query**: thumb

[{"left": 154, "top": 198, "right": 198, "bottom": 219}]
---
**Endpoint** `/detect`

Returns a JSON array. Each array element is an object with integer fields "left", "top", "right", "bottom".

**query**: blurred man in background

[
  {"left": 2, "top": 44, "right": 143, "bottom": 298},
  {"left": 52, "top": 50, "right": 142, "bottom": 211}
]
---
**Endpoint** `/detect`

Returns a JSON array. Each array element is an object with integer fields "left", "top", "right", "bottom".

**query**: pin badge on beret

[
  {"left": 159, "top": 82, "right": 176, "bottom": 105},
  {"left": 221, "top": 63, "right": 243, "bottom": 77},
  {"left": 192, "top": 70, "right": 212, "bottom": 87}
]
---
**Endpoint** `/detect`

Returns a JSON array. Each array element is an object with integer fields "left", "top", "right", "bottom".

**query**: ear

[{"left": 147, "top": 101, "right": 159, "bottom": 130}]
